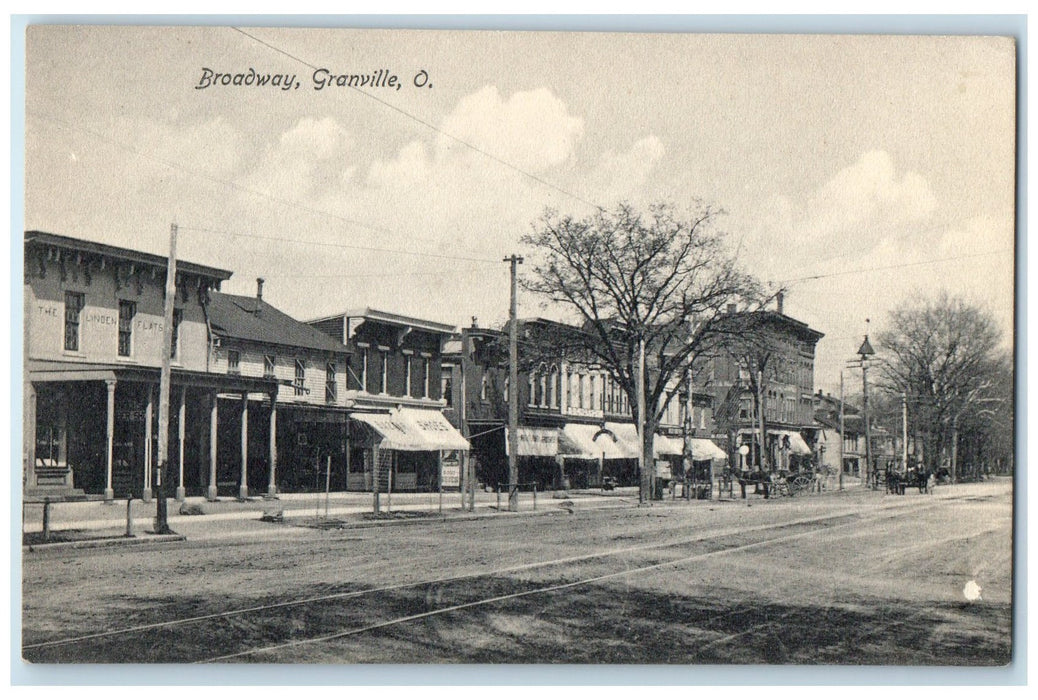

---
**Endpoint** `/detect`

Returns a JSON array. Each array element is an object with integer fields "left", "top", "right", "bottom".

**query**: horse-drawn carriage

[
  {"left": 885, "top": 468, "right": 936, "bottom": 495},
  {"left": 735, "top": 469, "right": 815, "bottom": 498}
]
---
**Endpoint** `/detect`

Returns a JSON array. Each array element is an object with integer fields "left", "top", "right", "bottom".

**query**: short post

[
  {"left": 496, "top": 484, "right": 501, "bottom": 512},
  {"left": 42, "top": 497, "right": 51, "bottom": 543},
  {"left": 324, "top": 455, "right": 331, "bottom": 520},
  {"left": 126, "top": 496, "right": 134, "bottom": 537},
  {"left": 532, "top": 483, "right": 537, "bottom": 511}
]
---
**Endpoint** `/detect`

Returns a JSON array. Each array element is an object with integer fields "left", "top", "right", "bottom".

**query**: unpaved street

[{"left": 22, "top": 479, "right": 1013, "bottom": 665}]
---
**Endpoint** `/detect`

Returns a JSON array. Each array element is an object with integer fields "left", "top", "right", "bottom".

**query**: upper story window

[
  {"left": 227, "top": 349, "right": 240, "bottom": 374},
  {"left": 63, "top": 291, "right": 84, "bottom": 352},
  {"left": 263, "top": 354, "right": 276, "bottom": 379},
  {"left": 441, "top": 370, "right": 453, "bottom": 407},
  {"left": 325, "top": 361, "right": 337, "bottom": 403},
  {"left": 380, "top": 351, "right": 388, "bottom": 394},
  {"left": 480, "top": 374, "right": 489, "bottom": 402},
  {"left": 295, "top": 359, "right": 306, "bottom": 396},
  {"left": 117, "top": 300, "right": 136, "bottom": 357},
  {"left": 171, "top": 308, "right": 183, "bottom": 360},
  {"left": 405, "top": 355, "right": 413, "bottom": 396},
  {"left": 423, "top": 358, "right": 431, "bottom": 398}
]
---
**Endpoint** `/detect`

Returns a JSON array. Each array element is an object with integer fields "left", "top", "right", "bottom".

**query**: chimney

[
  {"left": 726, "top": 303, "right": 737, "bottom": 314},
  {"left": 776, "top": 291, "right": 785, "bottom": 315},
  {"left": 256, "top": 277, "right": 264, "bottom": 301},
  {"left": 471, "top": 316, "right": 479, "bottom": 329}
]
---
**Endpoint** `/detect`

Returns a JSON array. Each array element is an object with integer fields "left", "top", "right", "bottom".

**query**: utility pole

[
  {"left": 838, "top": 370, "right": 845, "bottom": 491},
  {"left": 504, "top": 254, "right": 523, "bottom": 512},
  {"left": 154, "top": 223, "right": 177, "bottom": 535},
  {"left": 637, "top": 335, "right": 648, "bottom": 502},
  {"left": 902, "top": 391, "right": 909, "bottom": 474}
]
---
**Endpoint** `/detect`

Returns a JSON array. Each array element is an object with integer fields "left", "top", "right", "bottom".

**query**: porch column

[
  {"left": 207, "top": 392, "right": 218, "bottom": 501},
  {"left": 104, "top": 380, "right": 116, "bottom": 502},
  {"left": 267, "top": 391, "right": 278, "bottom": 497},
  {"left": 239, "top": 392, "right": 249, "bottom": 500},
  {"left": 24, "top": 381, "right": 37, "bottom": 495},
  {"left": 176, "top": 386, "right": 186, "bottom": 501},
  {"left": 142, "top": 386, "right": 154, "bottom": 502}
]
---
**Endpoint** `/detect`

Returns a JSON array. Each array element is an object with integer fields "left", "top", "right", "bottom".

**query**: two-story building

[
  {"left": 307, "top": 308, "right": 469, "bottom": 494},
  {"left": 204, "top": 282, "right": 353, "bottom": 497},
  {"left": 23, "top": 231, "right": 278, "bottom": 501}
]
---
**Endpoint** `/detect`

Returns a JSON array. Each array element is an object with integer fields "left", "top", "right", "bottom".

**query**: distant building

[
  {"left": 704, "top": 299, "right": 824, "bottom": 472},
  {"left": 442, "top": 318, "right": 723, "bottom": 492}
]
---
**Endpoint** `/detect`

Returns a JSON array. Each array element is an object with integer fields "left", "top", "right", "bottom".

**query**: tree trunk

[{"left": 641, "top": 417, "right": 657, "bottom": 502}]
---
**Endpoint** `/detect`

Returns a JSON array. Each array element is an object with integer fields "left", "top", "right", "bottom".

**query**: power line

[
  {"left": 177, "top": 225, "right": 500, "bottom": 265},
  {"left": 779, "top": 249, "right": 1011, "bottom": 284},
  {"left": 231, "top": 27, "right": 604, "bottom": 212}
]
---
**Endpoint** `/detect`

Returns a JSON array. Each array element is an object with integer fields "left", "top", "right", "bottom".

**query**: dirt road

[{"left": 21, "top": 479, "right": 1013, "bottom": 665}]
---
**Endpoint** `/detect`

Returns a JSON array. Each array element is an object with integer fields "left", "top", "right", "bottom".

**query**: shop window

[
  {"left": 326, "top": 361, "right": 337, "bottom": 403},
  {"left": 227, "top": 350, "right": 240, "bottom": 374},
  {"left": 263, "top": 354, "right": 276, "bottom": 379},
  {"left": 117, "top": 300, "right": 136, "bottom": 357},
  {"left": 63, "top": 291, "right": 84, "bottom": 352},
  {"left": 295, "top": 359, "right": 306, "bottom": 395},
  {"left": 171, "top": 308, "right": 183, "bottom": 359}
]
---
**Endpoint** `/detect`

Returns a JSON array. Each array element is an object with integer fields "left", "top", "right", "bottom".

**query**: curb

[{"left": 23, "top": 533, "right": 187, "bottom": 553}]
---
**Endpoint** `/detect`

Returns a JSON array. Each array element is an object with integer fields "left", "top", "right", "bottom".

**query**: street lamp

[{"left": 857, "top": 332, "right": 875, "bottom": 489}]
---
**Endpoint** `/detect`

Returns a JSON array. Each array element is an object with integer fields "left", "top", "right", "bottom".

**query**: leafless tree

[
  {"left": 875, "top": 293, "right": 1010, "bottom": 479},
  {"left": 520, "top": 201, "right": 766, "bottom": 502}
]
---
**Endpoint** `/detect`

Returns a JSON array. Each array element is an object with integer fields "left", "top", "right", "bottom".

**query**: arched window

[
  {"left": 549, "top": 365, "right": 559, "bottom": 408},
  {"left": 577, "top": 374, "right": 585, "bottom": 409}
]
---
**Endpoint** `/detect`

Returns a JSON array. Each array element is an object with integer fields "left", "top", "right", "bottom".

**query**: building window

[
  {"left": 171, "top": 308, "right": 183, "bottom": 359},
  {"left": 361, "top": 352, "right": 369, "bottom": 392},
  {"left": 63, "top": 291, "right": 84, "bottom": 352},
  {"left": 227, "top": 349, "right": 240, "bottom": 374},
  {"left": 117, "top": 300, "right": 136, "bottom": 357},
  {"left": 326, "top": 361, "right": 337, "bottom": 403},
  {"left": 481, "top": 374, "right": 489, "bottom": 402},
  {"left": 380, "top": 351, "right": 388, "bottom": 394},
  {"left": 423, "top": 358, "right": 431, "bottom": 398},
  {"left": 295, "top": 359, "right": 306, "bottom": 396},
  {"left": 441, "top": 370, "right": 453, "bottom": 407},
  {"left": 405, "top": 356, "right": 413, "bottom": 396},
  {"left": 263, "top": 354, "right": 276, "bottom": 379}
]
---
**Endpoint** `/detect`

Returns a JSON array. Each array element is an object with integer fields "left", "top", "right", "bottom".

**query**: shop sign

[{"left": 441, "top": 450, "right": 461, "bottom": 489}]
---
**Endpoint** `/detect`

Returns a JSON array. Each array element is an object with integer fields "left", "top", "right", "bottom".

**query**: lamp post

[{"left": 857, "top": 332, "right": 875, "bottom": 489}]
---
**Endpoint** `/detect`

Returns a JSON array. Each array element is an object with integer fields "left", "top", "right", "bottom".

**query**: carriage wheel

[{"left": 790, "top": 474, "right": 813, "bottom": 496}]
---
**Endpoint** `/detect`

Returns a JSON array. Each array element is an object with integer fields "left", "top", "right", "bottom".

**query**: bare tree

[
  {"left": 520, "top": 201, "right": 765, "bottom": 502},
  {"left": 876, "top": 293, "right": 1010, "bottom": 479}
]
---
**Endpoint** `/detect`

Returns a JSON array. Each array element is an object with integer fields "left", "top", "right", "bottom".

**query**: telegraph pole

[
  {"left": 154, "top": 223, "right": 177, "bottom": 535},
  {"left": 504, "top": 254, "right": 523, "bottom": 512},
  {"left": 637, "top": 335, "right": 648, "bottom": 503},
  {"left": 838, "top": 370, "right": 845, "bottom": 491}
]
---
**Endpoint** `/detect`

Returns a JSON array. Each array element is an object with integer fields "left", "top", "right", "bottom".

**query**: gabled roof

[
  {"left": 209, "top": 293, "right": 351, "bottom": 355},
  {"left": 25, "top": 230, "right": 232, "bottom": 282}
]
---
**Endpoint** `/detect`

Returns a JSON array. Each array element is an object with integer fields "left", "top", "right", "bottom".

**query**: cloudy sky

[{"left": 22, "top": 25, "right": 1016, "bottom": 395}]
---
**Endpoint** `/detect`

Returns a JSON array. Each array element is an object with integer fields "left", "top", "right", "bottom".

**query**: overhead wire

[{"left": 231, "top": 27, "right": 604, "bottom": 213}]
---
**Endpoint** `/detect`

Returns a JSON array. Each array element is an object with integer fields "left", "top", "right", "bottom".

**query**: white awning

[
  {"left": 352, "top": 408, "right": 469, "bottom": 452},
  {"left": 688, "top": 438, "right": 728, "bottom": 461},
  {"left": 560, "top": 423, "right": 631, "bottom": 460},
  {"left": 653, "top": 434, "right": 685, "bottom": 457},
  {"left": 774, "top": 430, "right": 812, "bottom": 456},
  {"left": 604, "top": 422, "right": 643, "bottom": 459},
  {"left": 505, "top": 426, "right": 559, "bottom": 457}
]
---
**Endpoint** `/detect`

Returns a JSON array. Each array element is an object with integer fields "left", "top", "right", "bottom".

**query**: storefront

[{"left": 348, "top": 407, "right": 470, "bottom": 493}]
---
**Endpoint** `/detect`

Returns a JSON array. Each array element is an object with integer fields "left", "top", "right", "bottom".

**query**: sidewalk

[{"left": 21, "top": 487, "right": 641, "bottom": 543}]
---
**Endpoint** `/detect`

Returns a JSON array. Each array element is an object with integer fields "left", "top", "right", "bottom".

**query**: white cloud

[
  {"left": 587, "top": 135, "right": 666, "bottom": 202},
  {"left": 435, "top": 86, "right": 584, "bottom": 173}
]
